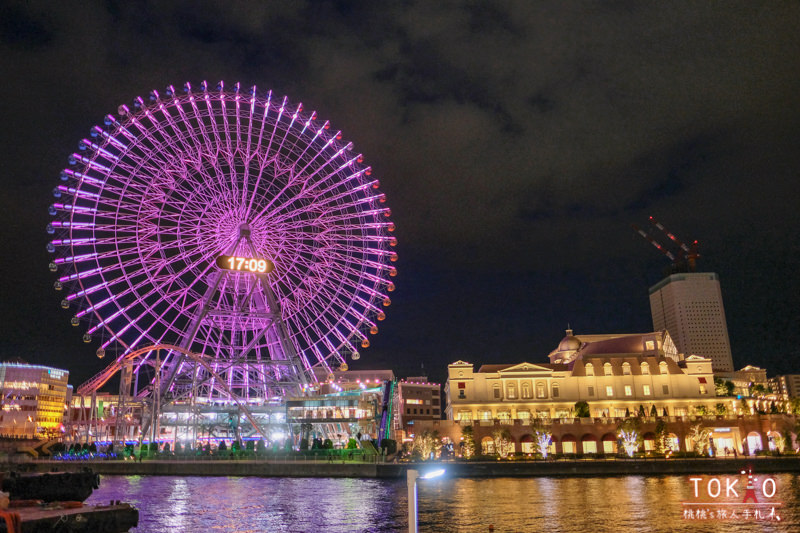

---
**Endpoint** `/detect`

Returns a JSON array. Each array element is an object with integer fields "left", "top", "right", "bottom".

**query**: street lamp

[{"left": 407, "top": 468, "right": 445, "bottom": 533}]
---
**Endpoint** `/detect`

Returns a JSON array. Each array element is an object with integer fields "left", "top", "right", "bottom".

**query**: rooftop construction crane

[{"left": 632, "top": 216, "right": 700, "bottom": 273}]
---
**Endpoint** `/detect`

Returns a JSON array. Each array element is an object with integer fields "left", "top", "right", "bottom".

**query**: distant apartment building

[
  {"left": 649, "top": 272, "right": 734, "bottom": 372},
  {"left": 0, "top": 362, "right": 70, "bottom": 438},
  {"left": 395, "top": 377, "right": 441, "bottom": 440}
]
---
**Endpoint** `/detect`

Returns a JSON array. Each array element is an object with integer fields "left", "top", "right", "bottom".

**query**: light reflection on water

[{"left": 87, "top": 473, "right": 800, "bottom": 532}]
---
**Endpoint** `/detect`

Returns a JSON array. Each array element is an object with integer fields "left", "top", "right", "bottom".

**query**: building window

[
  {"left": 480, "top": 410, "right": 492, "bottom": 420},
  {"left": 507, "top": 383, "right": 517, "bottom": 399},
  {"left": 615, "top": 408, "right": 627, "bottom": 418},
  {"left": 536, "top": 382, "right": 546, "bottom": 399},
  {"left": 585, "top": 363, "right": 594, "bottom": 376},
  {"left": 413, "top": 408, "right": 417, "bottom": 414},
  {"left": 645, "top": 340, "right": 655, "bottom": 351},
  {"left": 662, "top": 385, "right": 669, "bottom": 395},
  {"left": 588, "top": 386, "right": 594, "bottom": 397},
  {"left": 552, "top": 384, "right": 559, "bottom": 398},
  {"left": 458, "top": 390, "right": 466, "bottom": 399},
  {"left": 659, "top": 362, "right": 668, "bottom": 375},
  {"left": 493, "top": 385, "right": 501, "bottom": 399},
  {"left": 622, "top": 363, "right": 631, "bottom": 375},
  {"left": 606, "top": 386, "right": 613, "bottom": 397},
  {"left": 521, "top": 382, "right": 531, "bottom": 399},
  {"left": 604, "top": 363, "right": 613, "bottom": 376},
  {"left": 699, "top": 385, "right": 707, "bottom": 395},
  {"left": 641, "top": 363, "right": 650, "bottom": 375},
  {"left": 624, "top": 385, "right": 632, "bottom": 397},
  {"left": 517, "top": 410, "right": 531, "bottom": 420},
  {"left": 643, "top": 385, "right": 651, "bottom": 396}
]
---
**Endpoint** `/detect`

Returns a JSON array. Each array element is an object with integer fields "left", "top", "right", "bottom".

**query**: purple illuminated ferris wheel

[{"left": 48, "top": 81, "right": 396, "bottom": 404}]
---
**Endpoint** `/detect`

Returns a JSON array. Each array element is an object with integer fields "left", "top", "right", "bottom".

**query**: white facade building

[{"left": 649, "top": 272, "right": 734, "bottom": 372}]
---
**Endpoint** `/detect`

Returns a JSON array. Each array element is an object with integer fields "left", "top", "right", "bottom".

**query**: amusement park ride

[{"left": 48, "top": 81, "right": 396, "bottom": 446}]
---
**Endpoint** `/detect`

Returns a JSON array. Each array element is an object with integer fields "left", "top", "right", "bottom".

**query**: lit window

[
  {"left": 645, "top": 340, "right": 655, "bottom": 351},
  {"left": 622, "top": 363, "right": 631, "bottom": 375},
  {"left": 606, "top": 386, "right": 613, "bottom": 397},
  {"left": 641, "top": 363, "right": 650, "bottom": 375},
  {"left": 536, "top": 382, "right": 546, "bottom": 398},
  {"left": 604, "top": 363, "right": 613, "bottom": 376},
  {"left": 660, "top": 362, "right": 668, "bottom": 375},
  {"left": 521, "top": 382, "right": 531, "bottom": 398},
  {"left": 585, "top": 363, "right": 594, "bottom": 376},
  {"left": 643, "top": 385, "right": 651, "bottom": 396},
  {"left": 624, "top": 385, "right": 632, "bottom": 396},
  {"left": 699, "top": 385, "right": 707, "bottom": 395},
  {"left": 507, "top": 383, "right": 517, "bottom": 399}
]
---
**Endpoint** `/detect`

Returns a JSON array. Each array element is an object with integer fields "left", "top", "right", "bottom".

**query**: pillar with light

[{"left": 407, "top": 468, "right": 445, "bottom": 533}]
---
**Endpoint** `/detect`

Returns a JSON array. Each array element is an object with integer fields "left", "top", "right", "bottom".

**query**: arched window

[
  {"left": 507, "top": 383, "right": 517, "bottom": 399},
  {"left": 552, "top": 383, "right": 560, "bottom": 398},
  {"left": 622, "top": 362, "right": 631, "bottom": 375},
  {"left": 659, "top": 362, "right": 668, "bottom": 375},
  {"left": 585, "top": 363, "right": 594, "bottom": 376},
  {"left": 604, "top": 363, "right": 613, "bottom": 376},
  {"left": 536, "top": 382, "right": 546, "bottom": 399},
  {"left": 521, "top": 382, "right": 532, "bottom": 399},
  {"left": 641, "top": 362, "right": 650, "bottom": 375},
  {"left": 493, "top": 384, "right": 502, "bottom": 399}
]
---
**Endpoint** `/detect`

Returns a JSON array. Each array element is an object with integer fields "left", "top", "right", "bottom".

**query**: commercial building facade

[{"left": 0, "top": 362, "right": 70, "bottom": 439}]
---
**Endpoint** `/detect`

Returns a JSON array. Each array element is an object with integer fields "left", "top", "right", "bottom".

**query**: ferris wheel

[{"left": 48, "top": 80, "right": 396, "bottom": 402}]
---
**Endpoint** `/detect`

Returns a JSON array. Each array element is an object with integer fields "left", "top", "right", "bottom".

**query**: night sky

[{"left": 1, "top": 1, "right": 798, "bottom": 389}]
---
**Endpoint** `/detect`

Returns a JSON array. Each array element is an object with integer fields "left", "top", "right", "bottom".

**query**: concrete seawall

[{"left": 10, "top": 457, "right": 800, "bottom": 478}]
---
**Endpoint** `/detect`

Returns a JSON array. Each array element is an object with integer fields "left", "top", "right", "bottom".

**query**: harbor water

[{"left": 87, "top": 473, "right": 800, "bottom": 532}]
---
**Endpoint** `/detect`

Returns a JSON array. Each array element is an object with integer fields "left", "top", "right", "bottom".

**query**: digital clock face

[{"left": 216, "top": 255, "right": 275, "bottom": 274}]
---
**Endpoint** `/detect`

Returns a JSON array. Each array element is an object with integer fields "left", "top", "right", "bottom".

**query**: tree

[
  {"left": 534, "top": 429, "right": 552, "bottom": 459},
  {"left": 617, "top": 418, "right": 641, "bottom": 457},
  {"left": 715, "top": 403, "right": 727, "bottom": 416},
  {"left": 574, "top": 401, "right": 590, "bottom": 418},
  {"left": 688, "top": 423, "right": 711, "bottom": 455},
  {"left": 654, "top": 419, "right": 668, "bottom": 454},
  {"left": 492, "top": 428, "right": 513, "bottom": 458},
  {"left": 299, "top": 438, "right": 309, "bottom": 451},
  {"left": 218, "top": 440, "right": 227, "bottom": 452},
  {"left": 637, "top": 405, "right": 646, "bottom": 418},
  {"left": 695, "top": 405, "right": 708, "bottom": 416},
  {"left": 650, "top": 404, "right": 657, "bottom": 417},
  {"left": 789, "top": 398, "right": 800, "bottom": 416},
  {"left": 752, "top": 384, "right": 766, "bottom": 396},
  {"left": 460, "top": 425, "right": 476, "bottom": 459},
  {"left": 725, "top": 381, "right": 735, "bottom": 396},
  {"left": 412, "top": 430, "right": 442, "bottom": 460}
]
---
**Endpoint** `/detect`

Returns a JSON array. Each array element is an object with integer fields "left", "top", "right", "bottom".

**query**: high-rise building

[
  {"left": 0, "top": 362, "right": 70, "bottom": 438},
  {"left": 648, "top": 272, "right": 734, "bottom": 373}
]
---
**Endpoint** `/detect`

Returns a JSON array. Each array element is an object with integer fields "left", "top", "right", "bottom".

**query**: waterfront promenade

[{"left": 7, "top": 455, "right": 800, "bottom": 478}]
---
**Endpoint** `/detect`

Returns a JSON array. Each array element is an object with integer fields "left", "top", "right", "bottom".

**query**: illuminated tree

[
  {"left": 715, "top": 403, "right": 727, "bottom": 416},
  {"left": 617, "top": 418, "right": 641, "bottom": 457},
  {"left": 688, "top": 423, "right": 711, "bottom": 455},
  {"left": 653, "top": 419, "right": 668, "bottom": 454},
  {"left": 492, "top": 428, "right": 514, "bottom": 458},
  {"left": 460, "top": 425, "right": 476, "bottom": 459},
  {"left": 412, "top": 430, "right": 442, "bottom": 461},
  {"left": 535, "top": 430, "right": 553, "bottom": 459}
]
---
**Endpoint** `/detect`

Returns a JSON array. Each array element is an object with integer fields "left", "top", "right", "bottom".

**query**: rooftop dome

[{"left": 558, "top": 329, "right": 581, "bottom": 352}]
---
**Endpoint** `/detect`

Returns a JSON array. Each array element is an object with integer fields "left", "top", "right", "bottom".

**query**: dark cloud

[{"left": 1, "top": 0, "right": 799, "bottom": 386}]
